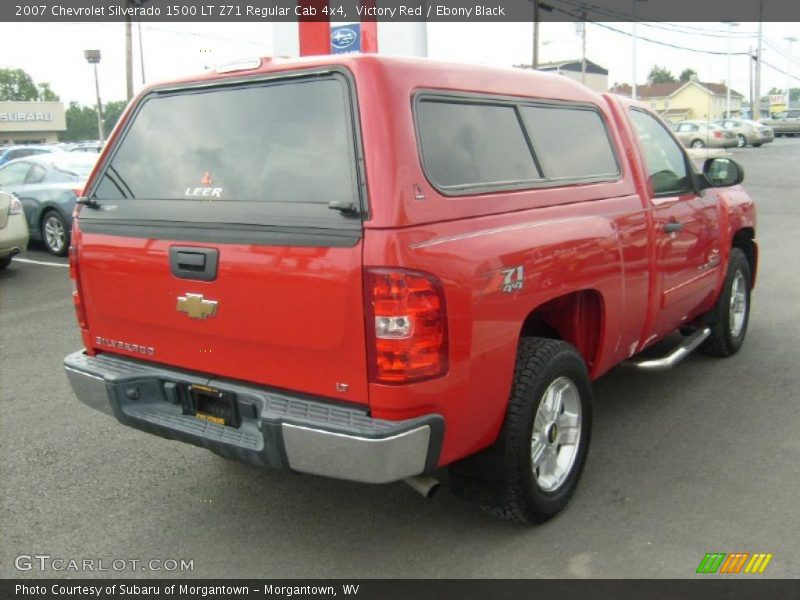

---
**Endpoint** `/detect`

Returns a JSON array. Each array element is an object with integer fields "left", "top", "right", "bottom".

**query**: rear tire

[
  {"left": 473, "top": 338, "right": 593, "bottom": 524},
  {"left": 753, "top": 143, "right": 763, "bottom": 147},
  {"left": 691, "top": 139, "right": 706, "bottom": 149},
  {"left": 736, "top": 134, "right": 747, "bottom": 148},
  {"left": 700, "top": 248, "right": 751, "bottom": 357},
  {"left": 0, "top": 256, "right": 11, "bottom": 270},
  {"left": 41, "top": 210, "right": 69, "bottom": 256}
]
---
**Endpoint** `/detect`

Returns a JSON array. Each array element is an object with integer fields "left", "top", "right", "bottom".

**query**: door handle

[
  {"left": 169, "top": 246, "right": 219, "bottom": 282},
  {"left": 664, "top": 222, "right": 684, "bottom": 234}
]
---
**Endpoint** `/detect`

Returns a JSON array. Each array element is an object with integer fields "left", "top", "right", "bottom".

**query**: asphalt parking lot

[{"left": 1, "top": 139, "right": 798, "bottom": 579}]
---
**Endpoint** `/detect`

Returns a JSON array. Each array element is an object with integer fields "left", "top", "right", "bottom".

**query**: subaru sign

[{"left": 330, "top": 24, "right": 361, "bottom": 54}]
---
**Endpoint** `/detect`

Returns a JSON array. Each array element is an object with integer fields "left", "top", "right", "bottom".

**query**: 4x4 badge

[{"left": 176, "top": 293, "right": 218, "bottom": 319}]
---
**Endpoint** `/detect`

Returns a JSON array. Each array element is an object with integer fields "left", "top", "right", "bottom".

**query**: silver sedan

[
  {"left": 714, "top": 119, "right": 774, "bottom": 148},
  {"left": 670, "top": 121, "right": 738, "bottom": 149}
]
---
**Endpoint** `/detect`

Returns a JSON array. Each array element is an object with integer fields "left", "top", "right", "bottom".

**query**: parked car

[
  {"left": 0, "top": 145, "right": 54, "bottom": 167},
  {"left": 0, "top": 152, "right": 98, "bottom": 255},
  {"left": 0, "top": 190, "right": 29, "bottom": 269},
  {"left": 670, "top": 120, "right": 737, "bottom": 149},
  {"left": 68, "top": 142, "right": 104, "bottom": 153},
  {"left": 759, "top": 109, "right": 800, "bottom": 136},
  {"left": 63, "top": 55, "right": 756, "bottom": 524},
  {"left": 713, "top": 118, "right": 774, "bottom": 147}
]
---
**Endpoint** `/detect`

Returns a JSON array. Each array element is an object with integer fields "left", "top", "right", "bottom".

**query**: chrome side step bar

[{"left": 622, "top": 327, "right": 711, "bottom": 372}]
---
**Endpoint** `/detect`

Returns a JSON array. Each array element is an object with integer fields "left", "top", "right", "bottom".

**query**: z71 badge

[{"left": 482, "top": 266, "right": 525, "bottom": 296}]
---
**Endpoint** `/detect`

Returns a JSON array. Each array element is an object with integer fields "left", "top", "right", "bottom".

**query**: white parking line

[{"left": 13, "top": 257, "right": 69, "bottom": 268}]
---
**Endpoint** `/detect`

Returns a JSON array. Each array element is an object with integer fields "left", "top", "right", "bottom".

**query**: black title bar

[
  {"left": 3, "top": 579, "right": 800, "bottom": 600},
  {"left": 3, "top": 0, "right": 800, "bottom": 23}
]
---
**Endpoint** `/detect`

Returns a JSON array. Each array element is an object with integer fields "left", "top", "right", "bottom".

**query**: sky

[{"left": 1, "top": 21, "right": 799, "bottom": 106}]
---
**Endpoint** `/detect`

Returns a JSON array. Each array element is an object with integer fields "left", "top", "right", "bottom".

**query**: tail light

[
  {"left": 713, "top": 130, "right": 723, "bottom": 139},
  {"left": 365, "top": 268, "right": 448, "bottom": 383},
  {"left": 8, "top": 196, "right": 22, "bottom": 215},
  {"left": 69, "top": 240, "right": 88, "bottom": 329}
]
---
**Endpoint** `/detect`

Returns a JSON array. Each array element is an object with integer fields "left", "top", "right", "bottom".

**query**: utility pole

[
  {"left": 785, "top": 36, "right": 797, "bottom": 111},
  {"left": 138, "top": 19, "right": 146, "bottom": 85},
  {"left": 631, "top": 0, "right": 648, "bottom": 100},
  {"left": 754, "top": 1, "right": 763, "bottom": 120},
  {"left": 532, "top": 0, "right": 540, "bottom": 69},
  {"left": 749, "top": 45, "right": 755, "bottom": 118},
  {"left": 125, "top": 0, "right": 133, "bottom": 100},
  {"left": 580, "top": 6, "right": 587, "bottom": 85}
]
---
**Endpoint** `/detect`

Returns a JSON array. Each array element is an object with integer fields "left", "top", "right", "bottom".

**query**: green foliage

[
  {"left": 37, "top": 83, "right": 59, "bottom": 101},
  {"left": 647, "top": 65, "right": 677, "bottom": 85},
  {"left": 679, "top": 68, "right": 698, "bottom": 83},
  {"left": 103, "top": 100, "right": 128, "bottom": 135},
  {"left": 0, "top": 68, "right": 60, "bottom": 101},
  {"left": 62, "top": 100, "right": 128, "bottom": 142},
  {"left": 62, "top": 103, "right": 98, "bottom": 142}
]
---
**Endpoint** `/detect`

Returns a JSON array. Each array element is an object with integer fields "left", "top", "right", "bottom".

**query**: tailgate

[{"left": 75, "top": 70, "right": 371, "bottom": 405}]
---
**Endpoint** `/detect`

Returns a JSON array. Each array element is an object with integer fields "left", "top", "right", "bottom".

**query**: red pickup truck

[{"left": 64, "top": 55, "right": 756, "bottom": 524}]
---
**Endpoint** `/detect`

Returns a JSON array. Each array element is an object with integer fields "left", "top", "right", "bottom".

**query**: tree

[
  {"left": 647, "top": 65, "right": 677, "bottom": 85},
  {"left": 63, "top": 103, "right": 100, "bottom": 142},
  {"left": 0, "top": 68, "right": 39, "bottom": 101},
  {"left": 679, "top": 68, "right": 698, "bottom": 83},
  {"left": 37, "top": 83, "right": 59, "bottom": 101},
  {"left": 103, "top": 100, "right": 128, "bottom": 136},
  {"left": 62, "top": 100, "right": 127, "bottom": 142},
  {"left": 0, "top": 68, "right": 60, "bottom": 101}
]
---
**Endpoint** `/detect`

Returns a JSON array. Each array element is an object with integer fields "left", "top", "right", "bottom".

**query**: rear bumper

[
  {"left": 0, "top": 213, "right": 29, "bottom": 257},
  {"left": 63, "top": 350, "right": 443, "bottom": 484}
]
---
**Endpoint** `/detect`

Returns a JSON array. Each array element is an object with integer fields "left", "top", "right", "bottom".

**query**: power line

[
  {"left": 549, "top": 6, "right": 752, "bottom": 56},
  {"left": 553, "top": 0, "right": 757, "bottom": 38}
]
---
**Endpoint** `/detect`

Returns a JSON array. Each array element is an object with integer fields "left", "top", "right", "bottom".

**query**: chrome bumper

[{"left": 64, "top": 351, "right": 443, "bottom": 484}]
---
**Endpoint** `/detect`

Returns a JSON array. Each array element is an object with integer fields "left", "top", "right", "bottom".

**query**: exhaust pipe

[{"left": 404, "top": 475, "right": 440, "bottom": 498}]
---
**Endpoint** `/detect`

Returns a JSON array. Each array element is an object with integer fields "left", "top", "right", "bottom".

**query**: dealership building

[{"left": 0, "top": 101, "right": 66, "bottom": 145}]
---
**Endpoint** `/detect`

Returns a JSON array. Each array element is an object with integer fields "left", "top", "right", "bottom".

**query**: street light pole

[
  {"left": 724, "top": 22, "right": 739, "bottom": 118},
  {"left": 785, "top": 36, "right": 797, "bottom": 111},
  {"left": 84, "top": 50, "right": 104, "bottom": 142},
  {"left": 631, "top": 0, "right": 647, "bottom": 100}
]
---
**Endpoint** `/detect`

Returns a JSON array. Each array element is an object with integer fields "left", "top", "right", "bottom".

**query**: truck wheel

[
  {"left": 700, "top": 248, "right": 751, "bottom": 357},
  {"left": 481, "top": 338, "right": 593, "bottom": 524}
]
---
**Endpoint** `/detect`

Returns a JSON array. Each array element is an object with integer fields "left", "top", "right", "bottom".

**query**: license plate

[{"left": 188, "top": 384, "right": 240, "bottom": 428}]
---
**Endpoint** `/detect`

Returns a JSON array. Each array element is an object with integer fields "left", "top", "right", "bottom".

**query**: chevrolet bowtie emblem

[{"left": 176, "top": 293, "right": 218, "bottom": 319}]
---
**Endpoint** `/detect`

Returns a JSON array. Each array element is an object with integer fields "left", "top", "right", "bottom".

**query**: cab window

[{"left": 630, "top": 110, "right": 691, "bottom": 197}]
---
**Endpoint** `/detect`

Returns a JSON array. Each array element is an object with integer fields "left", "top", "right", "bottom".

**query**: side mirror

[{"left": 702, "top": 157, "right": 744, "bottom": 189}]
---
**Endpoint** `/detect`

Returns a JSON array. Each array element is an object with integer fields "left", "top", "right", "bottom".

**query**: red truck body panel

[{"left": 72, "top": 55, "right": 757, "bottom": 469}]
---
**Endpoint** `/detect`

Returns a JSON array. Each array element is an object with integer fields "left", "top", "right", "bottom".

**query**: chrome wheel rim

[
  {"left": 729, "top": 271, "right": 747, "bottom": 338},
  {"left": 530, "top": 376, "right": 582, "bottom": 492},
  {"left": 737, "top": 135, "right": 746, "bottom": 148},
  {"left": 44, "top": 215, "right": 65, "bottom": 253},
  {"left": 692, "top": 140, "right": 705, "bottom": 149}
]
